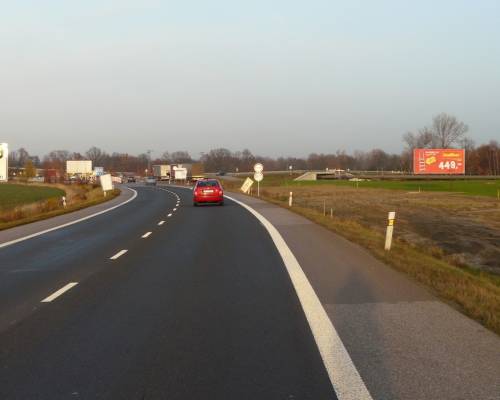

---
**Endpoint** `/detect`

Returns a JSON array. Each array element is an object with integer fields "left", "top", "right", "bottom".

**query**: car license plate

[{"left": 204, "top": 189, "right": 214, "bottom": 193}]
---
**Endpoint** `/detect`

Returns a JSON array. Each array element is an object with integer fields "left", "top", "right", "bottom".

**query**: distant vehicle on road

[
  {"left": 127, "top": 176, "right": 136, "bottom": 183},
  {"left": 216, "top": 171, "right": 226, "bottom": 176},
  {"left": 153, "top": 164, "right": 171, "bottom": 181},
  {"left": 193, "top": 179, "right": 224, "bottom": 206},
  {"left": 145, "top": 177, "right": 157, "bottom": 186}
]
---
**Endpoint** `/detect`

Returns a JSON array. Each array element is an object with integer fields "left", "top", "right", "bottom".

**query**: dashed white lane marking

[
  {"left": 41, "top": 282, "right": 78, "bottom": 303},
  {"left": 142, "top": 231, "right": 153, "bottom": 238},
  {"left": 167, "top": 213, "right": 172, "bottom": 217},
  {"left": 225, "top": 195, "right": 373, "bottom": 400},
  {"left": 158, "top": 221, "right": 165, "bottom": 226},
  {"left": 173, "top": 208, "right": 177, "bottom": 211},
  {"left": 0, "top": 188, "right": 138, "bottom": 250},
  {"left": 110, "top": 249, "right": 128, "bottom": 260}
]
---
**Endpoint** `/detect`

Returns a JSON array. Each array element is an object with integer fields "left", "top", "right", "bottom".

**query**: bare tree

[
  {"left": 432, "top": 113, "right": 468, "bottom": 148},
  {"left": 161, "top": 151, "right": 171, "bottom": 163},
  {"left": 43, "top": 150, "right": 70, "bottom": 171},
  {"left": 402, "top": 128, "right": 434, "bottom": 150},
  {"left": 169, "top": 151, "right": 193, "bottom": 163},
  {"left": 86, "top": 146, "right": 107, "bottom": 166},
  {"left": 17, "top": 148, "right": 30, "bottom": 167}
]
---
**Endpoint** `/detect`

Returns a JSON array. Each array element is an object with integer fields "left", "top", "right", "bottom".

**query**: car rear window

[{"left": 197, "top": 180, "right": 219, "bottom": 187}]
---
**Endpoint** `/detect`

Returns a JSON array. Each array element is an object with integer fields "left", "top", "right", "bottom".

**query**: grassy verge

[
  {"left": 0, "top": 183, "right": 65, "bottom": 208},
  {"left": 224, "top": 177, "right": 500, "bottom": 335},
  {"left": 273, "top": 201, "right": 500, "bottom": 335},
  {"left": 0, "top": 184, "right": 120, "bottom": 231}
]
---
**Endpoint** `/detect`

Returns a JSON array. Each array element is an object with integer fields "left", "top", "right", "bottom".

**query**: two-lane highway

[{"left": 0, "top": 185, "right": 336, "bottom": 399}]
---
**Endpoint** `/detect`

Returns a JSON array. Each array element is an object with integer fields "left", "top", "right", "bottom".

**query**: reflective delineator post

[
  {"left": 289, "top": 192, "right": 293, "bottom": 207},
  {"left": 385, "top": 211, "right": 396, "bottom": 251},
  {"left": 62, "top": 196, "right": 67, "bottom": 208}
]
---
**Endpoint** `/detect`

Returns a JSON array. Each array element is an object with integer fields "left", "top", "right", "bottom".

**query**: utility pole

[{"left": 147, "top": 150, "right": 153, "bottom": 176}]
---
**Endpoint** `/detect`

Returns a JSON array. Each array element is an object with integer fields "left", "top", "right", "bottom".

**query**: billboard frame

[{"left": 413, "top": 148, "right": 465, "bottom": 175}]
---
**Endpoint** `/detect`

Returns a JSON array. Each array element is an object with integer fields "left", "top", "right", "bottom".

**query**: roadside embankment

[
  {"left": 0, "top": 183, "right": 120, "bottom": 231},
  {"left": 223, "top": 176, "right": 500, "bottom": 335}
]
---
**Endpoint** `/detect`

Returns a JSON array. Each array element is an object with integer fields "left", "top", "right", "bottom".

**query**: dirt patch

[{"left": 261, "top": 186, "right": 500, "bottom": 274}]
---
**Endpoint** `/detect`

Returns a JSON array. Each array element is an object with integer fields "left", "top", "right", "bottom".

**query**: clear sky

[{"left": 1, "top": 0, "right": 499, "bottom": 158}]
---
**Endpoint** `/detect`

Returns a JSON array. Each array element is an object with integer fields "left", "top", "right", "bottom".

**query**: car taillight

[{"left": 218, "top": 189, "right": 223, "bottom": 195}]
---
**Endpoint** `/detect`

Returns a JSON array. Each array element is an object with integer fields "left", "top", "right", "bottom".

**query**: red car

[{"left": 193, "top": 179, "right": 224, "bottom": 206}]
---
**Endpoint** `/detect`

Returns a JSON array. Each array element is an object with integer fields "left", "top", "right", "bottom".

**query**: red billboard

[{"left": 413, "top": 149, "right": 465, "bottom": 175}]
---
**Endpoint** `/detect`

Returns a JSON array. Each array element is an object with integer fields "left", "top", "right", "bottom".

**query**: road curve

[{"left": 0, "top": 185, "right": 336, "bottom": 399}]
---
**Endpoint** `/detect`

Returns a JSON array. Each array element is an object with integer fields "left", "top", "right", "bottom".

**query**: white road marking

[
  {"left": 225, "top": 195, "right": 373, "bottom": 400},
  {"left": 158, "top": 221, "right": 165, "bottom": 226},
  {"left": 0, "top": 188, "right": 138, "bottom": 250},
  {"left": 41, "top": 282, "right": 78, "bottom": 303},
  {"left": 142, "top": 231, "right": 153, "bottom": 238},
  {"left": 173, "top": 208, "right": 177, "bottom": 211},
  {"left": 110, "top": 249, "right": 128, "bottom": 260},
  {"left": 167, "top": 213, "right": 172, "bottom": 217}
]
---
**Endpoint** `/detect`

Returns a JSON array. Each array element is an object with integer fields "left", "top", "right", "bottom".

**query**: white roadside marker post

[
  {"left": 289, "top": 192, "right": 293, "bottom": 207},
  {"left": 385, "top": 211, "right": 396, "bottom": 251},
  {"left": 62, "top": 196, "right": 67, "bottom": 208}
]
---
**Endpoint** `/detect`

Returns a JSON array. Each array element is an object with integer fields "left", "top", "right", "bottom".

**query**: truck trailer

[{"left": 152, "top": 165, "right": 171, "bottom": 181}]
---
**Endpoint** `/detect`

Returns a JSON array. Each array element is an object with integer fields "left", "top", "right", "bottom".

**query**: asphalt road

[{"left": 0, "top": 185, "right": 336, "bottom": 399}]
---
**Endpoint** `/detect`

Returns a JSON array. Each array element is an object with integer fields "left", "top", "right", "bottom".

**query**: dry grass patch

[{"left": 262, "top": 195, "right": 500, "bottom": 335}]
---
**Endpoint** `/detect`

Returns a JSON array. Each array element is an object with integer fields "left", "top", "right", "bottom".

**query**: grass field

[
  {"left": 255, "top": 175, "right": 500, "bottom": 198},
  {"left": 295, "top": 179, "right": 500, "bottom": 197},
  {"left": 0, "top": 184, "right": 65, "bottom": 210}
]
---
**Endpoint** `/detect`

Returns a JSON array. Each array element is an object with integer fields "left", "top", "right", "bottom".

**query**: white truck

[{"left": 152, "top": 165, "right": 171, "bottom": 181}]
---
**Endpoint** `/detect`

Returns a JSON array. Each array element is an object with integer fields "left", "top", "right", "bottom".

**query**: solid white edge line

[
  {"left": 225, "top": 195, "right": 373, "bottom": 400},
  {"left": 142, "top": 231, "right": 153, "bottom": 238},
  {"left": 0, "top": 188, "right": 138, "bottom": 250},
  {"left": 41, "top": 282, "right": 78, "bottom": 303},
  {"left": 110, "top": 249, "right": 128, "bottom": 260}
]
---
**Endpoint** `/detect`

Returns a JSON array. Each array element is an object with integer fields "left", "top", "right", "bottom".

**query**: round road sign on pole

[
  {"left": 253, "top": 163, "right": 264, "bottom": 173},
  {"left": 254, "top": 172, "right": 263, "bottom": 182}
]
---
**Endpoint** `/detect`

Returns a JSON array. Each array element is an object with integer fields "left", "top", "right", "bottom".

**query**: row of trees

[{"left": 7, "top": 113, "right": 499, "bottom": 176}]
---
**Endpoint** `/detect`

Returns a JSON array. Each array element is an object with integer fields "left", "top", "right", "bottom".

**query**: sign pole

[{"left": 253, "top": 163, "right": 264, "bottom": 197}]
